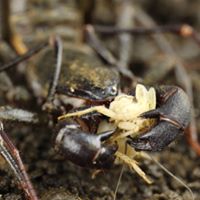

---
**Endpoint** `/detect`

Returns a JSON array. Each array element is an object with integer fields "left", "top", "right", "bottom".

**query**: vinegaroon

[{"left": 0, "top": 33, "right": 191, "bottom": 199}]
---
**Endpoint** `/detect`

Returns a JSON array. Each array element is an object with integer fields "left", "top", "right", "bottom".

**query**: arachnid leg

[
  {"left": 115, "top": 151, "right": 152, "bottom": 184},
  {"left": 58, "top": 105, "right": 116, "bottom": 120},
  {"left": 55, "top": 120, "right": 117, "bottom": 169},
  {"left": 46, "top": 36, "right": 63, "bottom": 102},
  {"left": 0, "top": 106, "right": 38, "bottom": 123},
  {"left": 85, "top": 25, "right": 135, "bottom": 79},
  {"left": 0, "top": 42, "right": 48, "bottom": 73},
  {"left": 129, "top": 86, "right": 191, "bottom": 151},
  {"left": 0, "top": 122, "right": 38, "bottom": 200}
]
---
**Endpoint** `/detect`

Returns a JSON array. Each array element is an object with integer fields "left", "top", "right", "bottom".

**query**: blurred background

[{"left": 0, "top": 0, "right": 200, "bottom": 200}]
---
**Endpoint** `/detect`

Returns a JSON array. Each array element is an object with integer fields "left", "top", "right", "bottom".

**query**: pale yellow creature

[
  {"left": 58, "top": 84, "right": 156, "bottom": 183},
  {"left": 59, "top": 84, "right": 156, "bottom": 138}
]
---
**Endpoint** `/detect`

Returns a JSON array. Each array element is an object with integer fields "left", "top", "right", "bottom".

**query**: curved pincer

[
  {"left": 128, "top": 86, "right": 191, "bottom": 151},
  {"left": 55, "top": 120, "right": 118, "bottom": 169}
]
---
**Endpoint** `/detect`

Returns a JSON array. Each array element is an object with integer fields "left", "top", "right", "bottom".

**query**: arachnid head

[
  {"left": 55, "top": 120, "right": 118, "bottom": 169},
  {"left": 28, "top": 47, "right": 120, "bottom": 103}
]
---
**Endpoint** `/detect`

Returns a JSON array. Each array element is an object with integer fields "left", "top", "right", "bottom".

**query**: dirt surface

[{"left": 0, "top": 1, "right": 200, "bottom": 200}]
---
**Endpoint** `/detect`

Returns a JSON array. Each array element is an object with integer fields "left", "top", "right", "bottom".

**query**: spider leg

[
  {"left": 58, "top": 105, "right": 116, "bottom": 120},
  {"left": 115, "top": 151, "right": 152, "bottom": 184},
  {"left": 111, "top": 129, "right": 138, "bottom": 141},
  {"left": 0, "top": 122, "right": 38, "bottom": 200}
]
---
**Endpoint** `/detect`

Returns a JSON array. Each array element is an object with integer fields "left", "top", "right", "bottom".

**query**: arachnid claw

[
  {"left": 55, "top": 120, "right": 118, "bottom": 168},
  {"left": 139, "top": 109, "right": 160, "bottom": 119},
  {"left": 128, "top": 121, "right": 183, "bottom": 151},
  {"left": 130, "top": 86, "right": 191, "bottom": 151},
  {"left": 98, "top": 129, "right": 116, "bottom": 141}
]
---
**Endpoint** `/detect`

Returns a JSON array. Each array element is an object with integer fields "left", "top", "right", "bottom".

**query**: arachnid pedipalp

[
  {"left": 57, "top": 83, "right": 191, "bottom": 182},
  {"left": 0, "top": 33, "right": 192, "bottom": 198}
]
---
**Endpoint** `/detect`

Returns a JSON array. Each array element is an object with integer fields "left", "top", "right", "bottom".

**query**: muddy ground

[{"left": 0, "top": 1, "right": 200, "bottom": 200}]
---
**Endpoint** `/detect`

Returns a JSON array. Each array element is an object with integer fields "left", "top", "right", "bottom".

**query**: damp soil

[{"left": 0, "top": 1, "right": 200, "bottom": 200}]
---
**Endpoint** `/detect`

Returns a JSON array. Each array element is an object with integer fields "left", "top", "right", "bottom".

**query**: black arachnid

[{"left": 0, "top": 34, "right": 191, "bottom": 199}]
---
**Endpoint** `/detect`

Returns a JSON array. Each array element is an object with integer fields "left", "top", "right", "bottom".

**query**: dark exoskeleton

[
  {"left": 129, "top": 86, "right": 191, "bottom": 151},
  {"left": 55, "top": 120, "right": 118, "bottom": 169},
  {"left": 0, "top": 37, "right": 191, "bottom": 200},
  {"left": 54, "top": 85, "right": 191, "bottom": 169},
  {"left": 0, "top": 37, "right": 121, "bottom": 199}
]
